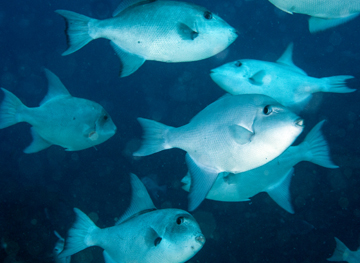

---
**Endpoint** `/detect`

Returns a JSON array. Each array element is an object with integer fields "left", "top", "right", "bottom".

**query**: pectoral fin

[
  {"left": 177, "top": 23, "right": 199, "bottom": 40},
  {"left": 266, "top": 168, "right": 295, "bottom": 214},
  {"left": 229, "top": 125, "right": 254, "bottom": 145},
  {"left": 103, "top": 251, "right": 118, "bottom": 263},
  {"left": 186, "top": 154, "right": 219, "bottom": 211},
  {"left": 249, "top": 70, "right": 266, "bottom": 86},
  {"left": 23, "top": 127, "right": 52, "bottom": 153},
  {"left": 110, "top": 41, "right": 146, "bottom": 77}
]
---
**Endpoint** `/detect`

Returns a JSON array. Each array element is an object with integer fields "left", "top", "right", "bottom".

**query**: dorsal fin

[
  {"left": 116, "top": 174, "right": 156, "bottom": 225},
  {"left": 40, "top": 69, "right": 71, "bottom": 105},
  {"left": 276, "top": 43, "right": 307, "bottom": 75},
  {"left": 113, "top": 0, "right": 156, "bottom": 17}
]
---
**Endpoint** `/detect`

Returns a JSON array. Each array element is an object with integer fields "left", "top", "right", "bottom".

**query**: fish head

[
  {"left": 251, "top": 95, "right": 304, "bottom": 155},
  {"left": 184, "top": 7, "right": 237, "bottom": 58},
  {"left": 153, "top": 209, "right": 205, "bottom": 262},
  {"left": 210, "top": 59, "right": 264, "bottom": 94}
]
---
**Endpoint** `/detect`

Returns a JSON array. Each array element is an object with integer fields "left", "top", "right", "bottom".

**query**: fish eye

[
  {"left": 235, "top": 61, "right": 242, "bottom": 67},
  {"left": 176, "top": 216, "right": 184, "bottom": 225},
  {"left": 103, "top": 115, "right": 108, "bottom": 121},
  {"left": 263, "top": 105, "right": 273, "bottom": 115},
  {"left": 154, "top": 237, "right": 162, "bottom": 246},
  {"left": 203, "top": 11, "right": 213, "bottom": 20}
]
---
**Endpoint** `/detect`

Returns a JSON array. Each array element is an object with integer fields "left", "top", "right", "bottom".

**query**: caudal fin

[
  {"left": 55, "top": 10, "right": 95, "bottom": 56},
  {"left": 302, "top": 120, "right": 338, "bottom": 168},
  {"left": 133, "top": 118, "right": 173, "bottom": 156},
  {"left": 0, "top": 88, "right": 26, "bottom": 129},
  {"left": 327, "top": 237, "right": 348, "bottom": 261},
  {"left": 321, "top": 75, "right": 355, "bottom": 93},
  {"left": 59, "top": 208, "right": 99, "bottom": 258}
]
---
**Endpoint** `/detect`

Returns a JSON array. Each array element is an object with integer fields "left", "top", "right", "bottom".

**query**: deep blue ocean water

[{"left": 0, "top": 0, "right": 360, "bottom": 262}]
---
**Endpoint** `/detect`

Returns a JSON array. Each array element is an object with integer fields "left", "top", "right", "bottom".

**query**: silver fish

[
  {"left": 268, "top": 0, "right": 360, "bottom": 32},
  {"left": 181, "top": 120, "right": 338, "bottom": 213},
  {"left": 328, "top": 237, "right": 360, "bottom": 262},
  {"left": 210, "top": 43, "right": 355, "bottom": 112},
  {"left": 134, "top": 94, "right": 304, "bottom": 210},
  {"left": 53, "top": 231, "right": 71, "bottom": 263},
  {"left": 59, "top": 174, "right": 205, "bottom": 263},
  {"left": 0, "top": 69, "right": 116, "bottom": 153},
  {"left": 56, "top": 0, "right": 237, "bottom": 77}
]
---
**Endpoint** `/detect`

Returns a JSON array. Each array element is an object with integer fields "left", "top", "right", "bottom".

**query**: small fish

[
  {"left": 59, "top": 174, "right": 205, "bottom": 263},
  {"left": 268, "top": 0, "right": 360, "bottom": 32},
  {"left": 0, "top": 69, "right": 116, "bottom": 153},
  {"left": 328, "top": 237, "right": 360, "bottom": 262},
  {"left": 134, "top": 94, "right": 304, "bottom": 211},
  {"left": 210, "top": 43, "right": 355, "bottom": 112},
  {"left": 181, "top": 120, "right": 338, "bottom": 213},
  {"left": 56, "top": 0, "right": 237, "bottom": 77},
  {"left": 53, "top": 231, "right": 71, "bottom": 263}
]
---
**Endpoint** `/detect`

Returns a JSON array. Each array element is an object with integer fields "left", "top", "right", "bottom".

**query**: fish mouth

[
  {"left": 295, "top": 118, "right": 304, "bottom": 127},
  {"left": 195, "top": 234, "right": 206, "bottom": 245}
]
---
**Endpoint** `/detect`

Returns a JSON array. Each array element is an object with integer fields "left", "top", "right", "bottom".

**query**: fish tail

[
  {"left": 301, "top": 120, "right": 338, "bottom": 169},
  {"left": 0, "top": 88, "right": 26, "bottom": 129},
  {"left": 133, "top": 118, "right": 173, "bottom": 156},
  {"left": 327, "top": 237, "right": 348, "bottom": 261},
  {"left": 321, "top": 75, "right": 356, "bottom": 93},
  {"left": 59, "top": 208, "right": 100, "bottom": 258},
  {"left": 55, "top": 10, "right": 95, "bottom": 56}
]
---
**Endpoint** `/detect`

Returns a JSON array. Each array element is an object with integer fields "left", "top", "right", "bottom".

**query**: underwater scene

[{"left": 1, "top": 0, "right": 360, "bottom": 262}]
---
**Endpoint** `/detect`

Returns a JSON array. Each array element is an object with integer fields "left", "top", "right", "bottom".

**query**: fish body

[
  {"left": 134, "top": 94, "right": 304, "bottom": 210},
  {"left": 56, "top": 0, "right": 237, "bottom": 77},
  {"left": 328, "top": 237, "right": 360, "bottom": 263},
  {"left": 0, "top": 69, "right": 116, "bottom": 153},
  {"left": 60, "top": 174, "right": 205, "bottom": 263},
  {"left": 210, "top": 44, "right": 355, "bottom": 112},
  {"left": 181, "top": 120, "right": 338, "bottom": 213},
  {"left": 268, "top": 0, "right": 360, "bottom": 32}
]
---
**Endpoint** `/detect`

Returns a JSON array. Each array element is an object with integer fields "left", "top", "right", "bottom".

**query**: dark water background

[{"left": 1, "top": 0, "right": 360, "bottom": 262}]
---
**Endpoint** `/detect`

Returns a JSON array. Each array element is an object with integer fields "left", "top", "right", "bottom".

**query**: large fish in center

[
  {"left": 134, "top": 94, "right": 304, "bottom": 210},
  {"left": 56, "top": 0, "right": 237, "bottom": 77}
]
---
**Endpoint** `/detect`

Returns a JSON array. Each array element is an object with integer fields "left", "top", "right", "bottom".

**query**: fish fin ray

[
  {"left": 133, "top": 118, "right": 173, "bottom": 156},
  {"left": 186, "top": 154, "right": 219, "bottom": 211},
  {"left": 59, "top": 208, "right": 99, "bottom": 258},
  {"left": 110, "top": 41, "right": 146, "bottom": 77},
  {"left": 0, "top": 88, "right": 26, "bottom": 129},
  {"left": 266, "top": 168, "right": 294, "bottom": 214},
  {"left": 55, "top": 10, "right": 94, "bottom": 56},
  {"left": 302, "top": 120, "right": 338, "bottom": 168},
  {"left": 327, "top": 237, "right": 348, "bottom": 261},
  {"left": 116, "top": 174, "right": 156, "bottom": 225},
  {"left": 40, "top": 69, "right": 71, "bottom": 105},
  {"left": 309, "top": 14, "right": 360, "bottom": 33},
  {"left": 23, "top": 127, "right": 52, "bottom": 153}
]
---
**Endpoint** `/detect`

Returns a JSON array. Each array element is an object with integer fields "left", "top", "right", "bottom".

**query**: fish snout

[
  {"left": 295, "top": 118, "right": 304, "bottom": 128},
  {"left": 195, "top": 234, "right": 206, "bottom": 245}
]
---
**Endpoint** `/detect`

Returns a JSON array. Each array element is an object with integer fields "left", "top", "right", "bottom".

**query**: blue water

[{"left": 0, "top": 0, "right": 360, "bottom": 262}]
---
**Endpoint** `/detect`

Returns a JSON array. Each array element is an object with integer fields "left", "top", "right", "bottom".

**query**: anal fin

[{"left": 23, "top": 127, "right": 52, "bottom": 153}]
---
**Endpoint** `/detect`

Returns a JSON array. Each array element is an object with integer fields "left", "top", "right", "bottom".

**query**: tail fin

[
  {"left": 0, "top": 88, "right": 26, "bottom": 129},
  {"left": 59, "top": 208, "right": 99, "bottom": 258},
  {"left": 55, "top": 10, "right": 95, "bottom": 56},
  {"left": 327, "top": 237, "right": 348, "bottom": 261},
  {"left": 321, "top": 75, "right": 355, "bottom": 93},
  {"left": 133, "top": 118, "right": 173, "bottom": 156},
  {"left": 302, "top": 120, "right": 338, "bottom": 168}
]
